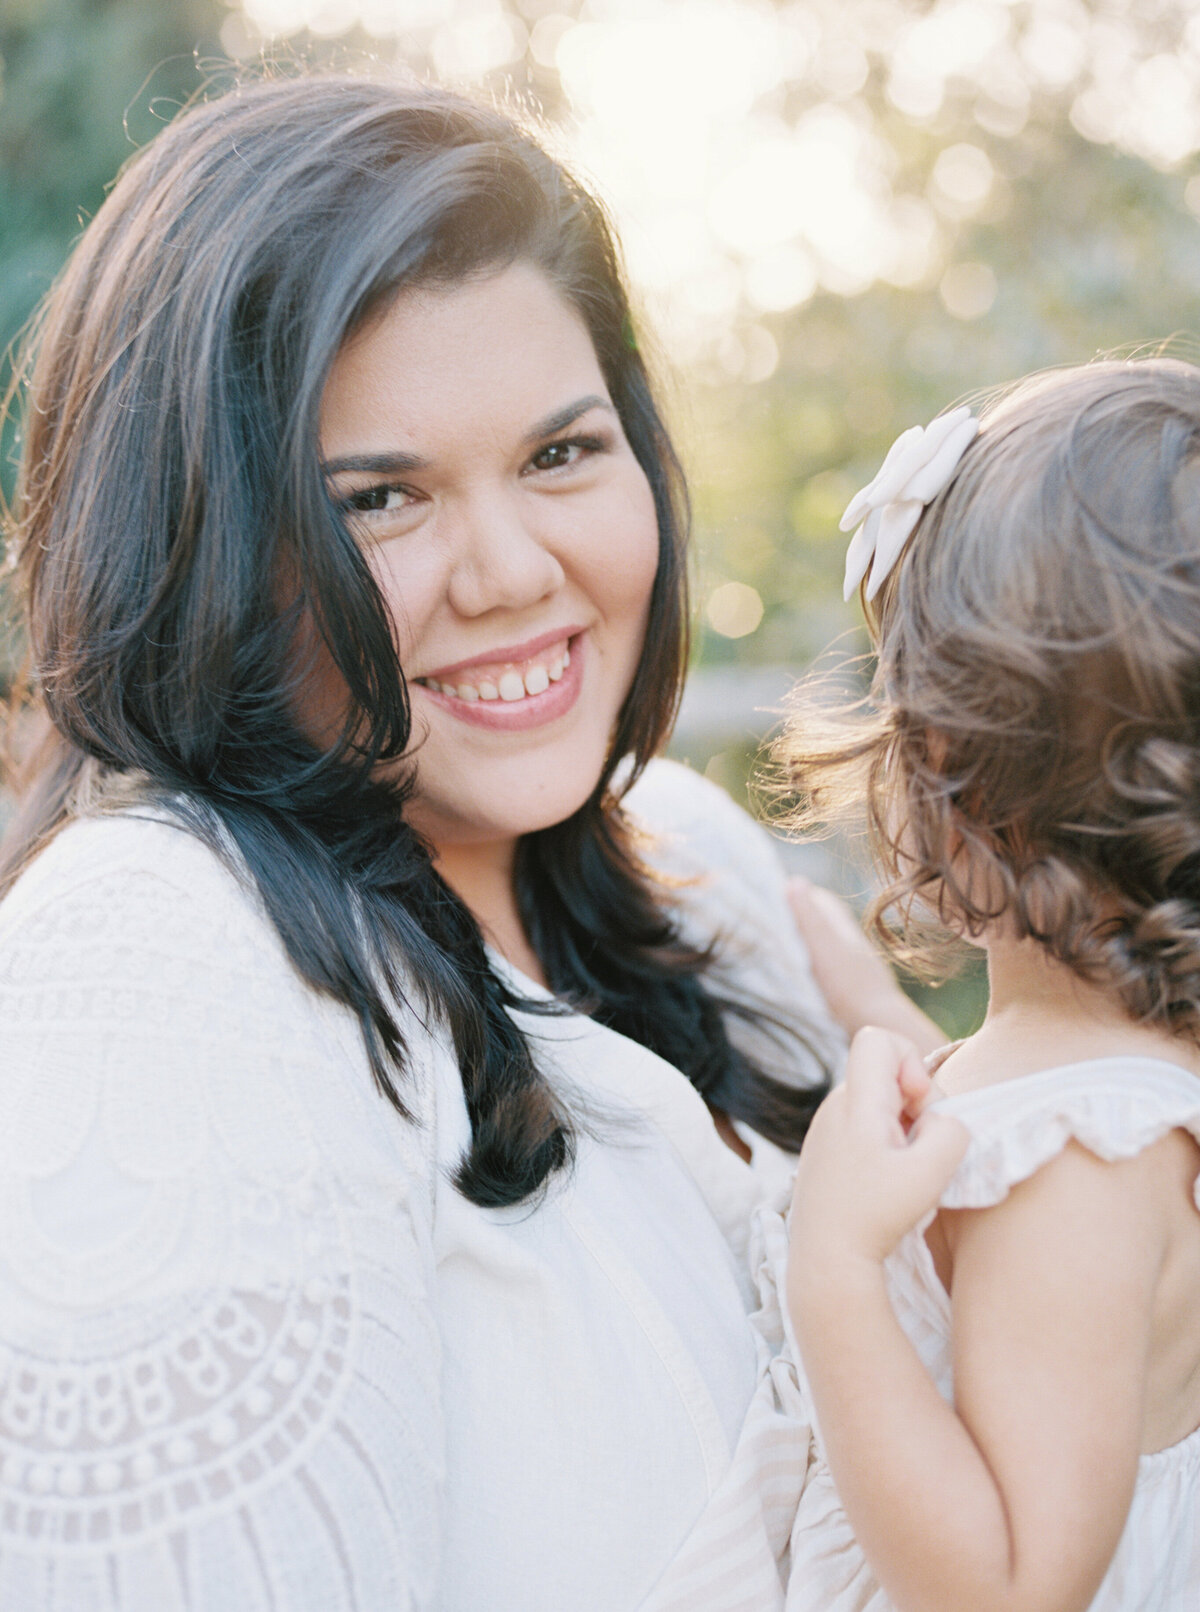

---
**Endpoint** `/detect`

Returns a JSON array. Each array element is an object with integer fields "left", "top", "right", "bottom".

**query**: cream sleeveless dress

[{"left": 642, "top": 1057, "right": 1200, "bottom": 1611}]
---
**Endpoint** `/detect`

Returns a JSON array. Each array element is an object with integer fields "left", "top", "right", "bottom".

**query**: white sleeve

[
  {"left": 624, "top": 759, "right": 846, "bottom": 1093},
  {"left": 0, "top": 826, "right": 443, "bottom": 1611}
]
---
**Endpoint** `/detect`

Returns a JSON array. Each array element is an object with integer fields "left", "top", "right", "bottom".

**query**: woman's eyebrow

[
  {"left": 524, "top": 395, "right": 615, "bottom": 442},
  {"left": 320, "top": 397, "right": 615, "bottom": 479},
  {"left": 321, "top": 449, "right": 428, "bottom": 477}
]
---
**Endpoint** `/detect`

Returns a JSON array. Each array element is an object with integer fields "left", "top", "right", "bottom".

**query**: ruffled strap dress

[{"left": 642, "top": 1058, "right": 1200, "bottom": 1612}]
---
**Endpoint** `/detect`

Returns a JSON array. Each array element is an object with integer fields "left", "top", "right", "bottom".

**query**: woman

[{"left": 0, "top": 74, "right": 917, "bottom": 1610}]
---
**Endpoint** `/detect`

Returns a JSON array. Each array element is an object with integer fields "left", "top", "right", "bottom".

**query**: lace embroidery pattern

[
  {"left": 0, "top": 830, "right": 438, "bottom": 1593},
  {"left": 0, "top": 1269, "right": 354, "bottom": 1551}
]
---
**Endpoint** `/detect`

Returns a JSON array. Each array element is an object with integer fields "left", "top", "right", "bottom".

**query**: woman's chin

[{"left": 405, "top": 771, "right": 604, "bottom": 854}]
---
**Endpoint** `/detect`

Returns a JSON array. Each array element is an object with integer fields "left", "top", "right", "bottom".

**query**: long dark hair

[{"left": 2, "top": 72, "right": 830, "bottom": 1206}]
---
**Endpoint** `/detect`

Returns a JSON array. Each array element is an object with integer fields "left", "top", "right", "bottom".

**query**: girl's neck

[
  {"left": 433, "top": 836, "right": 548, "bottom": 988},
  {"left": 936, "top": 933, "right": 1200, "bottom": 1094}
]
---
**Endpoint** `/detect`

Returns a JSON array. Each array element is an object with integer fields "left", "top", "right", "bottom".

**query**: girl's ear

[{"left": 923, "top": 727, "right": 949, "bottom": 770}]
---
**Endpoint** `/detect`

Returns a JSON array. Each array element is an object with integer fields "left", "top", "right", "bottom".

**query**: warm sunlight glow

[{"left": 232, "top": 0, "right": 1200, "bottom": 353}]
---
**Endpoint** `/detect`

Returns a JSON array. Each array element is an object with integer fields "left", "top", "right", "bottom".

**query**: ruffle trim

[{"left": 935, "top": 1059, "right": 1200, "bottom": 1211}]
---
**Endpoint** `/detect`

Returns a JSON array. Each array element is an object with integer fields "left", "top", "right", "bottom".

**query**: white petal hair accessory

[{"left": 841, "top": 404, "right": 978, "bottom": 601}]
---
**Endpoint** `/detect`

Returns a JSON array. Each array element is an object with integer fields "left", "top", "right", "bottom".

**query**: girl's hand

[
  {"left": 790, "top": 1027, "right": 969, "bottom": 1275},
  {"left": 787, "top": 878, "right": 944, "bottom": 1055}
]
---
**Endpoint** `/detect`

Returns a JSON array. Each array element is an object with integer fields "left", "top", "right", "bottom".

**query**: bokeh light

[
  {"left": 706, "top": 581, "right": 765, "bottom": 639},
  {"left": 227, "top": 0, "right": 1200, "bottom": 357}
]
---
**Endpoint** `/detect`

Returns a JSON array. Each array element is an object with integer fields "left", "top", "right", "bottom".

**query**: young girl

[{"left": 645, "top": 359, "right": 1200, "bottom": 1611}]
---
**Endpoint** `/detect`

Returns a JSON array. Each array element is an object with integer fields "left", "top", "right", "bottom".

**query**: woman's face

[{"left": 318, "top": 263, "right": 660, "bottom": 854}]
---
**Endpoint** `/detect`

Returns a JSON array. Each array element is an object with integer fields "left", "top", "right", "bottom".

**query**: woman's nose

[{"left": 445, "top": 493, "right": 566, "bottom": 617}]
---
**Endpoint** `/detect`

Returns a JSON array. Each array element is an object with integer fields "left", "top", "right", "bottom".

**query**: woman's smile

[
  {"left": 411, "top": 624, "right": 584, "bottom": 730},
  {"left": 318, "top": 262, "right": 660, "bottom": 854}
]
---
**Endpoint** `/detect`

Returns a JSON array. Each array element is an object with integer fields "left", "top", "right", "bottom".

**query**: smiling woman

[
  {"left": 0, "top": 73, "right": 851, "bottom": 1612},
  {"left": 317, "top": 266, "right": 659, "bottom": 968}
]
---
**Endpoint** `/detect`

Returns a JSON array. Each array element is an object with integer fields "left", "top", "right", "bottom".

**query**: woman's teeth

[{"left": 418, "top": 645, "right": 570, "bottom": 702}]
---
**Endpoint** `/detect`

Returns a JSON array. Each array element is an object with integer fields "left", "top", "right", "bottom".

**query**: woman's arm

[
  {"left": 789, "top": 1031, "right": 1159, "bottom": 1612},
  {"left": 0, "top": 827, "right": 445, "bottom": 1611},
  {"left": 785, "top": 878, "right": 944, "bottom": 1055}
]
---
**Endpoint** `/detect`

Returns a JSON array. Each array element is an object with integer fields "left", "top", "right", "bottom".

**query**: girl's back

[
  {"left": 650, "top": 359, "right": 1200, "bottom": 1612},
  {"left": 647, "top": 1048, "right": 1200, "bottom": 1612}
]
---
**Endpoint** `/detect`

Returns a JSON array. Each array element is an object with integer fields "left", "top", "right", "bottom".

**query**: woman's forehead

[{"left": 320, "top": 263, "right": 606, "bottom": 459}]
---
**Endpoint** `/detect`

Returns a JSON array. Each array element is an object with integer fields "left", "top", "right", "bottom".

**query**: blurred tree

[
  {"left": 689, "top": 107, "right": 1200, "bottom": 676},
  {"left": 0, "top": 0, "right": 225, "bottom": 518},
  {"left": 0, "top": 0, "right": 224, "bottom": 348},
  {"left": 0, "top": 0, "right": 227, "bottom": 701}
]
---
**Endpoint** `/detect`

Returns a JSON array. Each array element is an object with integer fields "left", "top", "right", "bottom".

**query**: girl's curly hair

[{"left": 784, "top": 357, "right": 1200, "bottom": 1037}]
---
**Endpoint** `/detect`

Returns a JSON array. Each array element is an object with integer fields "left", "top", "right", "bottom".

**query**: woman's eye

[
  {"left": 531, "top": 441, "right": 579, "bottom": 472},
  {"left": 527, "top": 436, "right": 605, "bottom": 475},
  {"left": 345, "top": 485, "right": 411, "bottom": 514}
]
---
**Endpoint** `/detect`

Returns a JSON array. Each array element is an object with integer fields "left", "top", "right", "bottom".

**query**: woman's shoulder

[
  {"left": 623, "top": 759, "right": 811, "bottom": 945},
  {"left": 623, "top": 757, "right": 779, "bottom": 883},
  {"left": 0, "top": 808, "right": 443, "bottom": 1139},
  {"left": 623, "top": 758, "right": 805, "bottom": 956},
  {"left": 0, "top": 812, "right": 280, "bottom": 1022},
  {"left": 1, "top": 807, "right": 255, "bottom": 932},
  {"left": 624, "top": 758, "right": 844, "bottom": 1080}
]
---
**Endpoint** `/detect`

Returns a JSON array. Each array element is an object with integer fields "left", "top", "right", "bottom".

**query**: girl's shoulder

[{"left": 934, "top": 1056, "right": 1200, "bottom": 1212}]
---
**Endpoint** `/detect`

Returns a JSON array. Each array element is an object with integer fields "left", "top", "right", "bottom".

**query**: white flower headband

[{"left": 841, "top": 404, "right": 978, "bottom": 602}]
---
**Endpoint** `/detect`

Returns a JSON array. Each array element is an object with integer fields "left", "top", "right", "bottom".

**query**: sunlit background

[
  {"left": 227, "top": 0, "right": 1200, "bottom": 341},
  {"left": 6, "top": 0, "right": 1200, "bottom": 1022},
  {"left": 201, "top": 2, "right": 1200, "bottom": 718}
]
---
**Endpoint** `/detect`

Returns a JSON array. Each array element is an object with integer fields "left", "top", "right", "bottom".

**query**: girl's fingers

[
  {"left": 844, "top": 1027, "right": 965, "bottom": 1174},
  {"left": 908, "top": 1110, "right": 970, "bottom": 1182},
  {"left": 897, "top": 1049, "right": 936, "bottom": 1117},
  {"left": 793, "top": 1031, "right": 967, "bottom": 1262},
  {"left": 844, "top": 1026, "right": 921, "bottom": 1112}
]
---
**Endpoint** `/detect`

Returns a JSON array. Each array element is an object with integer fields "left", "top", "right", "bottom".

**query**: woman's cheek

[
  {"left": 367, "top": 536, "right": 445, "bottom": 667},
  {"left": 608, "top": 470, "right": 662, "bottom": 628}
]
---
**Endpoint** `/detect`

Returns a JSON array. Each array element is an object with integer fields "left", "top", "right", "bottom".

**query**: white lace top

[
  {"left": 645, "top": 1057, "right": 1200, "bottom": 1612},
  {"left": 0, "top": 759, "right": 840, "bottom": 1612}
]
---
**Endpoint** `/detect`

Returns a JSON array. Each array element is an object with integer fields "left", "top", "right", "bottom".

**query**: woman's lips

[
  {"left": 412, "top": 632, "right": 585, "bottom": 731},
  {"left": 416, "top": 635, "right": 571, "bottom": 702},
  {"left": 415, "top": 623, "right": 581, "bottom": 689}
]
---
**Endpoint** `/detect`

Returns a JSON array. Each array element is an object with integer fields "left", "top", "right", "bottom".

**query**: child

[
  {"left": 784, "top": 359, "right": 1200, "bottom": 1611},
  {"left": 644, "top": 359, "right": 1200, "bottom": 1612}
]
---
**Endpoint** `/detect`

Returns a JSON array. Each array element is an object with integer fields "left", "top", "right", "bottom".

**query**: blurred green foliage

[
  {"left": 687, "top": 126, "right": 1200, "bottom": 672},
  {"left": 0, "top": 0, "right": 223, "bottom": 363},
  {"left": 0, "top": 0, "right": 227, "bottom": 688}
]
